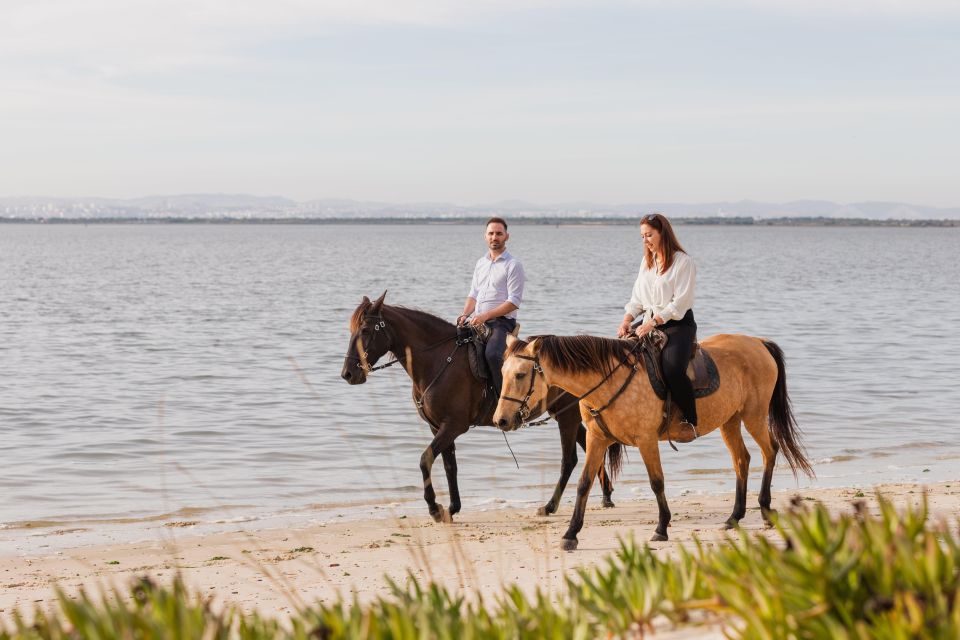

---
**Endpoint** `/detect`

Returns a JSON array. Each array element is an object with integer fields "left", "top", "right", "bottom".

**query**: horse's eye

[{"left": 515, "top": 372, "right": 526, "bottom": 380}]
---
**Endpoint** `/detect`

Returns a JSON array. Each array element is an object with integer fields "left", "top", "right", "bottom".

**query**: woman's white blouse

[{"left": 624, "top": 252, "right": 697, "bottom": 323}]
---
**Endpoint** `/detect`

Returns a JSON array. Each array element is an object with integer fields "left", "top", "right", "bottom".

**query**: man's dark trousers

[{"left": 485, "top": 317, "right": 517, "bottom": 395}]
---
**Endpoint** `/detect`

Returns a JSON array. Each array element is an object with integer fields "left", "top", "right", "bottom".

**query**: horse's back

[{"left": 700, "top": 333, "right": 780, "bottom": 397}]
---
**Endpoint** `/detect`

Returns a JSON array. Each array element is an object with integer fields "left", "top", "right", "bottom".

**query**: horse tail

[
  {"left": 606, "top": 442, "right": 624, "bottom": 481},
  {"left": 762, "top": 340, "right": 815, "bottom": 479}
]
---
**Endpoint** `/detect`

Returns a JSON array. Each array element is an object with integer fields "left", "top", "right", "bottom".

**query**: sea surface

[{"left": 1, "top": 223, "right": 958, "bottom": 552}]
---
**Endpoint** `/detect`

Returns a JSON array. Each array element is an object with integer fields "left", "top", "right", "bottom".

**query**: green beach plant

[{"left": 3, "top": 494, "right": 958, "bottom": 639}]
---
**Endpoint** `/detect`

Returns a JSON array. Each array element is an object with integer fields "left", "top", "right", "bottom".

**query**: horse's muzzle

[
  {"left": 340, "top": 365, "right": 367, "bottom": 385},
  {"left": 493, "top": 412, "right": 518, "bottom": 432}
]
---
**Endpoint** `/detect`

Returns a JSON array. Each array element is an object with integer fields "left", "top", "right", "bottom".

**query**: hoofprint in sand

[{"left": 2, "top": 482, "right": 958, "bottom": 636}]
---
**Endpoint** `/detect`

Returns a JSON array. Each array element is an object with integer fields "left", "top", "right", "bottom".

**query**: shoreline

[
  {"left": 3, "top": 480, "right": 958, "bottom": 630},
  {"left": 3, "top": 216, "right": 959, "bottom": 227}
]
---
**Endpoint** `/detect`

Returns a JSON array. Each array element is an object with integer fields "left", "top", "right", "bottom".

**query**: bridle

[
  {"left": 344, "top": 312, "right": 467, "bottom": 407},
  {"left": 499, "top": 340, "right": 644, "bottom": 436},
  {"left": 498, "top": 353, "right": 544, "bottom": 425},
  {"left": 344, "top": 314, "right": 399, "bottom": 374}
]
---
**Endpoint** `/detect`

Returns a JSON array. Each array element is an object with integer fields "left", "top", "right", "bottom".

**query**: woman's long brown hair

[{"left": 641, "top": 213, "right": 687, "bottom": 273}]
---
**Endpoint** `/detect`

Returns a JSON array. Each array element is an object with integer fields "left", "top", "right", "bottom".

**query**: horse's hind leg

[
  {"left": 742, "top": 411, "right": 779, "bottom": 527},
  {"left": 539, "top": 419, "right": 580, "bottom": 516},
  {"left": 561, "top": 431, "right": 610, "bottom": 551},
  {"left": 637, "top": 439, "right": 671, "bottom": 541},
  {"left": 720, "top": 415, "right": 750, "bottom": 529},
  {"left": 440, "top": 443, "right": 461, "bottom": 517}
]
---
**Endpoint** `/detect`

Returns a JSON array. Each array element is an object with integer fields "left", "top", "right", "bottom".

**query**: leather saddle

[
  {"left": 457, "top": 322, "right": 521, "bottom": 426},
  {"left": 457, "top": 322, "right": 521, "bottom": 388},
  {"left": 638, "top": 329, "right": 720, "bottom": 401}
]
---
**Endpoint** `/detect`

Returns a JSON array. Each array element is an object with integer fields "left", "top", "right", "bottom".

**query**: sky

[{"left": 2, "top": 0, "right": 959, "bottom": 206}]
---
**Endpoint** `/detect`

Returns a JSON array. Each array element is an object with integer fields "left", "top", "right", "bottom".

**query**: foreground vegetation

[{"left": 4, "top": 495, "right": 958, "bottom": 639}]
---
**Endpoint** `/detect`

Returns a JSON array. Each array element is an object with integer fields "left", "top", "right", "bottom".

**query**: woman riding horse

[
  {"left": 618, "top": 213, "right": 699, "bottom": 439},
  {"left": 495, "top": 331, "right": 813, "bottom": 550}
]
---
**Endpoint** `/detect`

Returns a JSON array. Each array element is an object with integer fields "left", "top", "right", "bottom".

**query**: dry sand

[{"left": 2, "top": 481, "right": 958, "bottom": 636}]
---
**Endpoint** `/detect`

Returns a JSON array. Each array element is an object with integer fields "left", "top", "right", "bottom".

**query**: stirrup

[{"left": 680, "top": 420, "right": 699, "bottom": 440}]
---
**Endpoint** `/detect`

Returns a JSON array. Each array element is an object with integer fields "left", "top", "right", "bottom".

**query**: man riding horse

[{"left": 456, "top": 216, "right": 525, "bottom": 396}]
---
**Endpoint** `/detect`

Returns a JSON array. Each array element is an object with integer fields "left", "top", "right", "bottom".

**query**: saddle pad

[
  {"left": 468, "top": 341, "right": 490, "bottom": 381},
  {"left": 464, "top": 322, "right": 519, "bottom": 388},
  {"left": 642, "top": 346, "right": 721, "bottom": 401}
]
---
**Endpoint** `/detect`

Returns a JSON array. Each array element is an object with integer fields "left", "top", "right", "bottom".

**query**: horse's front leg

[
  {"left": 419, "top": 424, "right": 466, "bottom": 523},
  {"left": 440, "top": 443, "right": 461, "bottom": 517},
  {"left": 561, "top": 429, "right": 611, "bottom": 551},
  {"left": 637, "top": 438, "right": 671, "bottom": 541},
  {"left": 577, "top": 423, "right": 615, "bottom": 508}
]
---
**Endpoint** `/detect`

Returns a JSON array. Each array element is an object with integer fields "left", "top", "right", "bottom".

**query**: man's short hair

[{"left": 486, "top": 216, "right": 508, "bottom": 231}]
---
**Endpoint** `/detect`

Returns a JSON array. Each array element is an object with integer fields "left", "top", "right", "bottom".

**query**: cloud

[{"left": 3, "top": 0, "right": 957, "bottom": 75}]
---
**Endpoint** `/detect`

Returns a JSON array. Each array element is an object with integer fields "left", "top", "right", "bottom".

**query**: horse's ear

[
  {"left": 361, "top": 295, "right": 371, "bottom": 305},
  {"left": 370, "top": 290, "right": 387, "bottom": 313},
  {"left": 505, "top": 333, "right": 518, "bottom": 349},
  {"left": 529, "top": 338, "right": 542, "bottom": 355}
]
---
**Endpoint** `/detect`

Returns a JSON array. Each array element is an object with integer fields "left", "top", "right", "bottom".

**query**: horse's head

[
  {"left": 494, "top": 335, "right": 550, "bottom": 431},
  {"left": 341, "top": 291, "right": 391, "bottom": 385}
]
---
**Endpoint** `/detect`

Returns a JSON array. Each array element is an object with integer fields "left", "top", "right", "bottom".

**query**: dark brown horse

[{"left": 341, "top": 292, "right": 618, "bottom": 522}]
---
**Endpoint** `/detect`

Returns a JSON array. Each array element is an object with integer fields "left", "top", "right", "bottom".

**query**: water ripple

[{"left": 1, "top": 224, "right": 958, "bottom": 527}]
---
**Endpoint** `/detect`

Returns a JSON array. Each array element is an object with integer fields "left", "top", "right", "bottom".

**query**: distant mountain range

[{"left": 2, "top": 194, "right": 958, "bottom": 220}]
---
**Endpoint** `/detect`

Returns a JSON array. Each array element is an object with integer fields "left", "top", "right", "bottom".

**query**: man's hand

[
  {"left": 469, "top": 313, "right": 488, "bottom": 327},
  {"left": 617, "top": 320, "right": 632, "bottom": 338},
  {"left": 456, "top": 314, "right": 469, "bottom": 326}
]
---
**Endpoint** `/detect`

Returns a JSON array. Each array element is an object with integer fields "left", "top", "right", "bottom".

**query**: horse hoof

[
  {"left": 537, "top": 506, "right": 554, "bottom": 517},
  {"left": 601, "top": 498, "right": 616, "bottom": 509},
  {"left": 723, "top": 518, "right": 740, "bottom": 530},
  {"left": 761, "top": 508, "right": 778, "bottom": 528},
  {"left": 650, "top": 532, "right": 668, "bottom": 542},
  {"left": 430, "top": 506, "right": 446, "bottom": 523},
  {"left": 561, "top": 538, "right": 578, "bottom": 551},
  {"left": 438, "top": 506, "right": 453, "bottom": 523}
]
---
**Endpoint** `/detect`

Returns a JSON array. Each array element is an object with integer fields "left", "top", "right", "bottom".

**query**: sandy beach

[{"left": 3, "top": 481, "right": 958, "bottom": 635}]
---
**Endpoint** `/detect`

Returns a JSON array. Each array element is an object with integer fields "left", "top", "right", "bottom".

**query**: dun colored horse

[
  {"left": 494, "top": 333, "right": 813, "bottom": 550},
  {"left": 341, "top": 292, "right": 618, "bottom": 522}
]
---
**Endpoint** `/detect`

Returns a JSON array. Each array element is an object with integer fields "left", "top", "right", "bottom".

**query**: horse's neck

[
  {"left": 383, "top": 306, "right": 456, "bottom": 383},
  {"left": 545, "top": 361, "right": 638, "bottom": 408},
  {"left": 544, "top": 367, "right": 605, "bottom": 398}
]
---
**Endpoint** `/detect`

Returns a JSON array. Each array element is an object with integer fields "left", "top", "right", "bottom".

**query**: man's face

[{"left": 485, "top": 223, "right": 508, "bottom": 253}]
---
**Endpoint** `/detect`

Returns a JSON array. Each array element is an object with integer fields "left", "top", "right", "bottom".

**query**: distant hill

[{"left": 1, "top": 194, "right": 958, "bottom": 220}]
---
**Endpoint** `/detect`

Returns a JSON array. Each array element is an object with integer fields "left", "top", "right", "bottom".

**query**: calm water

[{"left": 1, "top": 223, "right": 959, "bottom": 548}]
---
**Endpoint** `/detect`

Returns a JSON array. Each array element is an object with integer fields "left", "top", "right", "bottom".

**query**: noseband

[{"left": 499, "top": 353, "right": 544, "bottom": 424}]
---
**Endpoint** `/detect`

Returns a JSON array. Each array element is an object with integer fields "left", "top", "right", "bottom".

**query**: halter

[{"left": 498, "top": 353, "right": 545, "bottom": 425}]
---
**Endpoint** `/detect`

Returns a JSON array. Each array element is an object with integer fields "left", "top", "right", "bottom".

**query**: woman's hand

[{"left": 634, "top": 320, "right": 657, "bottom": 339}]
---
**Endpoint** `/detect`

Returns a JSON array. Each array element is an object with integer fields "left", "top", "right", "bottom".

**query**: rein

[
  {"left": 345, "top": 315, "right": 460, "bottom": 373},
  {"left": 346, "top": 313, "right": 473, "bottom": 410},
  {"left": 501, "top": 340, "right": 643, "bottom": 436}
]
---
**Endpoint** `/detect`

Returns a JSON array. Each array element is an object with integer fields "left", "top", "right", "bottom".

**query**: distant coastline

[{"left": 2, "top": 216, "right": 958, "bottom": 227}]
